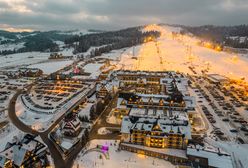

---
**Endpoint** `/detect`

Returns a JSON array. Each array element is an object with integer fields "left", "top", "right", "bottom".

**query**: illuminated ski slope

[{"left": 119, "top": 24, "right": 248, "bottom": 81}]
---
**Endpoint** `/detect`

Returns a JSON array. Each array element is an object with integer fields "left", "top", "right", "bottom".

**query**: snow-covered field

[
  {"left": 112, "top": 25, "right": 248, "bottom": 82},
  {"left": 28, "top": 60, "right": 73, "bottom": 74},
  {"left": 73, "top": 140, "right": 175, "bottom": 168},
  {"left": 0, "top": 42, "right": 24, "bottom": 52},
  {"left": 83, "top": 63, "right": 104, "bottom": 79},
  {"left": 1, "top": 25, "right": 248, "bottom": 81},
  {"left": 59, "top": 47, "right": 74, "bottom": 56},
  {"left": 0, "top": 52, "right": 50, "bottom": 69}
]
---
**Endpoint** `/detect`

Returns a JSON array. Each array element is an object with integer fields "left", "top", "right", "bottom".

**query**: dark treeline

[
  {"left": 0, "top": 30, "right": 73, "bottom": 55},
  {"left": 0, "top": 49, "right": 17, "bottom": 55},
  {"left": 65, "top": 27, "right": 161, "bottom": 56},
  {"left": 182, "top": 25, "right": 248, "bottom": 48},
  {"left": 0, "top": 27, "right": 160, "bottom": 56},
  {"left": 20, "top": 34, "right": 59, "bottom": 52},
  {"left": 0, "top": 30, "right": 30, "bottom": 40}
]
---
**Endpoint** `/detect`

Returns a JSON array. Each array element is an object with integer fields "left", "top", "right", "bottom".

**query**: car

[
  {"left": 222, "top": 118, "right": 229, "bottom": 122},
  {"left": 237, "top": 137, "right": 245, "bottom": 144},
  {"left": 233, "top": 119, "right": 240, "bottom": 123},
  {"left": 230, "top": 129, "right": 238, "bottom": 133},
  {"left": 241, "top": 126, "right": 248, "bottom": 132},
  {"left": 215, "top": 130, "right": 224, "bottom": 135}
]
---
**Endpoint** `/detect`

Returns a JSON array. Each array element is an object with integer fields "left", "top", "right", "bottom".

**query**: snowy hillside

[
  {"left": 117, "top": 25, "right": 248, "bottom": 82},
  {"left": 57, "top": 29, "right": 100, "bottom": 36}
]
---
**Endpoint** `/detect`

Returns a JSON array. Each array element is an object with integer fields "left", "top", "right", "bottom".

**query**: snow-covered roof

[
  {"left": 128, "top": 107, "right": 189, "bottom": 121},
  {"left": 207, "top": 74, "right": 228, "bottom": 83},
  {"left": 187, "top": 147, "right": 233, "bottom": 168},
  {"left": 13, "top": 145, "right": 27, "bottom": 166},
  {"left": 61, "top": 141, "right": 73, "bottom": 150},
  {"left": 0, "top": 155, "right": 7, "bottom": 167},
  {"left": 120, "top": 116, "right": 133, "bottom": 134},
  {"left": 121, "top": 116, "right": 191, "bottom": 139},
  {"left": 121, "top": 142, "right": 187, "bottom": 159},
  {"left": 183, "top": 96, "right": 196, "bottom": 110},
  {"left": 116, "top": 98, "right": 127, "bottom": 109},
  {"left": 62, "top": 117, "right": 81, "bottom": 131},
  {"left": 78, "top": 103, "right": 94, "bottom": 118}
]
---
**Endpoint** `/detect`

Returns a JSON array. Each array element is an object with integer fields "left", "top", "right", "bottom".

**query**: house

[
  {"left": 120, "top": 116, "right": 191, "bottom": 150},
  {"left": 49, "top": 53, "right": 64, "bottom": 59},
  {"left": 19, "top": 68, "right": 43, "bottom": 77},
  {"left": 187, "top": 147, "right": 233, "bottom": 168},
  {"left": 113, "top": 70, "right": 196, "bottom": 165},
  {"left": 96, "top": 85, "right": 109, "bottom": 99},
  {"left": 0, "top": 134, "right": 48, "bottom": 168},
  {"left": 62, "top": 115, "right": 82, "bottom": 137},
  {"left": 3, "top": 68, "right": 43, "bottom": 78}
]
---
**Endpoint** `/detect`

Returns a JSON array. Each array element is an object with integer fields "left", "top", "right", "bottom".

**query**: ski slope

[{"left": 118, "top": 25, "right": 248, "bottom": 82}]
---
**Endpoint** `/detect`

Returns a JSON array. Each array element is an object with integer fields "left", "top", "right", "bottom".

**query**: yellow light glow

[
  {"left": 215, "top": 45, "right": 222, "bottom": 51},
  {"left": 137, "top": 153, "right": 146, "bottom": 159},
  {"left": 231, "top": 55, "right": 239, "bottom": 63},
  {"left": 204, "top": 42, "right": 213, "bottom": 48}
]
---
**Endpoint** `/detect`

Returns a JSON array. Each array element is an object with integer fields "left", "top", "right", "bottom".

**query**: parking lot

[
  {"left": 23, "top": 80, "right": 90, "bottom": 113},
  {"left": 191, "top": 75, "right": 248, "bottom": 143},
  {"left": 0, "top": 77, "right": 30, "bottom": 111}
]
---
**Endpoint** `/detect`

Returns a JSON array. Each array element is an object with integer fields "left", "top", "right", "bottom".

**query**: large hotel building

[{"left": 96, "top": 70, "right": 234, "bottom": 167}]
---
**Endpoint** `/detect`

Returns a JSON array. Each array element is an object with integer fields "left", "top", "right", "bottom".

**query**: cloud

[{"left": 0, "top": 0, "right": 247, "bottom": 31}]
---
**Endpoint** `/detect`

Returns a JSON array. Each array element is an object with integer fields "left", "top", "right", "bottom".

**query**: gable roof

[
  {"left": 0, "top": 155, "right": 7, "bottom": 168},
  {"left": 152, "top": 123, "right": 162, "bottom": 132},
  {"left": 13, "top": 145, "right": 27, "bottom": 167}
]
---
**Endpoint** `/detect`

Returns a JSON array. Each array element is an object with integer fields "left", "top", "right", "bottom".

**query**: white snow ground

[
  {"left": 97, "top": 127, "right": 112, "bottom": 135},
  {"left": 83, "top": 63, "right": 104, "bottom": 79},
  {"left": 15, "top": 96, "right": 53, "bottom": 131},
  {"left": 0, "top": 42, "right": 24, "bottom": 52},
  {"left": 205, "top": 138, "right": 248, "bottom": 168},
  {"left": 28, "top": 60, "right": 73, "bottom": 74},
  {"left": 0, "top": 52, "right": 50, "bottom": 69},
  {"left": 73, "top": 140, "right": 175, "bottom": 168},
  {"left": 113, "top": 25, "right": 248, "bottom": 82}
]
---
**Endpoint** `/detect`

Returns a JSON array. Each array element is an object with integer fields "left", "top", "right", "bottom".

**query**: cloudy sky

[{"left": 0, "top": 0, "right": 248, "bottom": 32}]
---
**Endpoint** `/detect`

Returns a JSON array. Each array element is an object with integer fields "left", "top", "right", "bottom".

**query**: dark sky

[{"left": 0, "top": 0, "right": 248, "bottom": 31}]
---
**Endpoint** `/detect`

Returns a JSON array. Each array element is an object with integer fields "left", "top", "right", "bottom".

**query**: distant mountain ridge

[
  {"left": 1, "top": 24, "right": 247, "bottom": 56},
  {"left": 0, "top": 26, "right": 160, "bottom": 56},
  {"left": 181, "top": 25, "right": 248, "bottom": 49},
  {"left": 0, "top": 29, "right": 100, "bottom": 55}
]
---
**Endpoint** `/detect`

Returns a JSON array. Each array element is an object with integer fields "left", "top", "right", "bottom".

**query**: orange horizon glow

[{"left": 2, "top": 27, "right": 34, "bottom": 32}]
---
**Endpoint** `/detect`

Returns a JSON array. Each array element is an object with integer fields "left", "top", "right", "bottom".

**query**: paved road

[
  {"left": 8, "top": 89, "right": 67, "bottom": 168},
  {"left": 8, "top": 89, "right": 92, "bottom": 167},
  {"left": 89, "top": 96, "right": 121, "bottom": 140},
  {"left": 8, "top": 87, "right": 121, "bottom": 168},
  {"left": 67, "top": 95, "right": 121, "bottom": 167}
]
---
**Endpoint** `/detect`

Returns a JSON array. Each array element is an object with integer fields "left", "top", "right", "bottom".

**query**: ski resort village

[{"left": 1, "top": 24, "right": 248, "bottom": 168}]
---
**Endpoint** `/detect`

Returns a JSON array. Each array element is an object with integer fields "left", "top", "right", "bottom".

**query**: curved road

[
  {"left": 8, "top": 89, "right": 77, "bottom": 168},
  {"left": 8, "top": 88, "right": 121, "bottom": 168}
]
